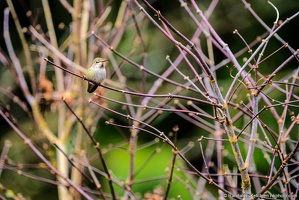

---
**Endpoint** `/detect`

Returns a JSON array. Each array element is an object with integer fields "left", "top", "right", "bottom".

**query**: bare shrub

[{"left": 0, "top": 1, "right": 299, "bottom": 199}]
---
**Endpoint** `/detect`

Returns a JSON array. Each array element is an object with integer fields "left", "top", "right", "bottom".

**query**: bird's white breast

[{"left": 92, "top": 67, "right": 106, "bottom": 83}]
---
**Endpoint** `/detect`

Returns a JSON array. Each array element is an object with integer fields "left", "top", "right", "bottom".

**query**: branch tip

[{"left": 268, "top": 1, "right": 279, "bottom": 24}]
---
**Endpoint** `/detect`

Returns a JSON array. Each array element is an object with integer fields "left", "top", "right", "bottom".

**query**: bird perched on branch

[{"left": 86, "top": 57, "right": 108, "bottom": 93}]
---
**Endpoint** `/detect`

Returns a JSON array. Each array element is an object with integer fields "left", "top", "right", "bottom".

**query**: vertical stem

[
  {"left": 211, "top": 80, "right": 251, "bottom": 198},
  {"left": 126, "top": 109, "right": 142, "bottom": 198},
  {"left": 42, "top": 0, "right": 65, "bottom": 92},
  {"left": 73, "top": 0, "right": 89, "bottom": 198},
  {"left": 164, "top": 126, "right": 179, "bottom": 199},
  {"left": 215, "top": 129, "right": 225, "bottom": 200},
  {"left": 244, "top": 96, "right": 259, "bottom": 196},
  {"left": 6, "top": 0, "right": 36, "bottom": 94},
  {"left": 41, "top": 0, "right": 69, "bottom": 199}
]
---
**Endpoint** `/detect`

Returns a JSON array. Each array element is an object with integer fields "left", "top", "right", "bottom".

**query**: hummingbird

[{"left": 86, "top": 57, "right": 107, "bottom": 93}]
